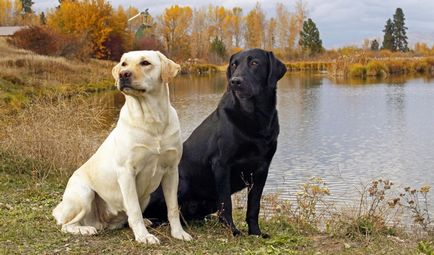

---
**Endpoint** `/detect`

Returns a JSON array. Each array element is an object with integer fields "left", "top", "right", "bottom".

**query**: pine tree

[
  {"left": 20, "top": 0, "right": 33, "bottom": 13},
  {"left": 39, "top": 11, "right": 46, "bottom": 25},
  {"left": 382, "top": 18, "right": 395, "bottom": 51},
  {"left": 210, "top": 36, "right": 226, "bottom": 62},
  {"left": 299, "top": 18, "right": 322, "bottom": 56},
  {"left": 393, "top": 8, "right": 409, "bottom": 52},
  {"left": 370, "top": 39, "right": 379, "bottom": 51}
]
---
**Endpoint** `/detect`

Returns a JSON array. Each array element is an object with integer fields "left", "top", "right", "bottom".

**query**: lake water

[{"left": 101, "top": 73, "right": 434, "bottom": 208}]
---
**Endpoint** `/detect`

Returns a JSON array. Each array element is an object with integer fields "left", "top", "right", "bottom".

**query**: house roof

[{"left": 0, "top": 26, "right": 25, "bottom": 36}]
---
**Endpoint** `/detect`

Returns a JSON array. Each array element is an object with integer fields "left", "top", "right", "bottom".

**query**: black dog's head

[{"left": 226, "top": 49, "right": 287, "bottom": 99}]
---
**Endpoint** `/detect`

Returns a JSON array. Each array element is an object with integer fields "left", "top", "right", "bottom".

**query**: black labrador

[{"left": 144, "top": 48, "right": 287, "bottom": 237}]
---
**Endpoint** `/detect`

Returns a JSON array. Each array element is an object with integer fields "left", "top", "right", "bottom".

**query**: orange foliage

[
  {"left": 47, "top": 0, "right": 128, "bottom": 59},
  {"left": 245, "top": 2, "right": 265, "bottom": 48},
  {"left": 158, "top": 5, "right": 192, "bottom": 61}
]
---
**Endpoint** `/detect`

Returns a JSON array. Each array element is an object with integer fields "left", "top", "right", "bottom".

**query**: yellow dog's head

[{"left": 112, "top": 51, "right": 180, "bottom": 95}]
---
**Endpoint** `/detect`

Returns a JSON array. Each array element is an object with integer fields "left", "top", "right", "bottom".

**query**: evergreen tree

[
  {"left": 299, "top": 18, "right": 323, "bottom": 56},
  {"left": 39, "top": 12, "right": 46, "bottom": 25},
  {"left": 20, "top": 0, "right": 34, "bottom": 14},
  {"left": 382, "top": 19, "right": 395, "bottom": 51},
  {"left": 393, "top": 8, "right": 409, "bottom": 52},
  {"left": 370, "top": 39, "right": 379, "bottom": 51},
  {"left": 210, "top": 36, "right": 227, "bottom": 62}
]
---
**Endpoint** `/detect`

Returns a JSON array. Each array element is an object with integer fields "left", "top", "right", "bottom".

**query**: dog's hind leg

[
  {"left": 139, "top": 197, "right": 153, "bottom": 227},
  {"left": 52, "top": 174, "right": 98, "bottom": 236}
]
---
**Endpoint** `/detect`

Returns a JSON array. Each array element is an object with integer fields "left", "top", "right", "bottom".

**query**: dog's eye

[
  {"left": 231, "top": 63, "right": 237, "bottom": 68},
  {"left": 121, "top": 62, "right": 127, "bottom": 67},
  {"left": 251, "top": 61, "right": 258, "bottom": 66},
  {"left": 140, "top": 60, "right": 151, "bottom": 66}
]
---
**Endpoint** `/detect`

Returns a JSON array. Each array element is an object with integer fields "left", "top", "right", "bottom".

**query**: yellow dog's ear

[
  {"left": 157, "top": 51, "right": 181, "bottom": 83},
  {"left": 112, "top": 62, "right": 121, "bottom": 81}
]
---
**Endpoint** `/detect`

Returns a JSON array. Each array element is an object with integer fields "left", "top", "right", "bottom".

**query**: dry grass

[
  {"left": 0, "top": 94, "right": 113, "bottom": 178},
  {"left": 0, "top": 38, "right": 114, "bottom": 113}
]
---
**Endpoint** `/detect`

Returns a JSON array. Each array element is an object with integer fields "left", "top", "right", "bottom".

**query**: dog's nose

[
  {"left": 230, "top": 77, "right": 243, "bottom": 87},
  {"left": 119, "top": 70, "right": 132, "bottom": 79}
]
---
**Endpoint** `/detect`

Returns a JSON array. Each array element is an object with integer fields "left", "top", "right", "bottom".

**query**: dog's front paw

[
  {"left": 171, "top": 229, "right": 193, "bottom": 241},
  {"left": 248, "top": 230, "right": 270, "bottom": 238},
  {"left": 136, "top": 234, "right": 160, "bottom": 244},
  {"left": 232, "top": 228, "right": 242, "bottom": 236},
  {"left": 61, "top": 225, "right": 97, "bottom": 236}
]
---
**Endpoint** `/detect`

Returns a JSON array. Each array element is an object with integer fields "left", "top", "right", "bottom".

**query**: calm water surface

[{"left": 101, "top": 73, "right": 434, "bottom": 206}]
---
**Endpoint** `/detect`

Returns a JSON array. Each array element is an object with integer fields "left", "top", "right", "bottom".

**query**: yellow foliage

[
  {"left": 158, "top": 5, "right": 192, "bottom": 60},
  {"left": 245, "top": 2, "right": 265, "bottom": 48},
  {"left": 47, "top": 0, "right": 115, "bottom": 58}
]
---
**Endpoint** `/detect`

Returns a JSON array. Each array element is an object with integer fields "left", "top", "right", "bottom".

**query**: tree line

[
  {"left": 2, "top": 0, "right": 322, "bottom": 62},
  {"left": 1, "top": 1, "right": 431, "bottom": 62}
]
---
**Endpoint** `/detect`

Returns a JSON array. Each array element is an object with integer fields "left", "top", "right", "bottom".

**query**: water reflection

[{"left": 96, "top": 73, "right": 434, "bottom": 207}]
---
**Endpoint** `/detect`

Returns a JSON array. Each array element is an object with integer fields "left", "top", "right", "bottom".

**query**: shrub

[
  {"left": 411, "top": 59, "right": 431, "bottom": 73},
  {"left": 394, "top": 185, "right": 433, "bottom": 232},
  {"left": 326, "top": 179, "right": 399, "bottom": 239},
  {"left": 385, "top": 60, "right": 408, "bottom": 74},
  {"left": 348, "top": 63, "right": 366, "bottom": 78},
  {"left": 133, "top": 36, "right": 165, "bottom": 53},
  {"left": 294, "top": 177, "right": 330, "bottom": 225},
  {"left": 366, "top": 60, "right": 388, "bottom": 77},
  {"left": 7, "top": 26, "right": 93, "bottom": 60},
  {"left": 7, "top": 26, "right": 57, "bottom": 56}
]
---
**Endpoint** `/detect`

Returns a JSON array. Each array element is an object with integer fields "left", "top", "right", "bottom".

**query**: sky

[{"left": 33, "top": 0, "right": 434, "bottom": 49}]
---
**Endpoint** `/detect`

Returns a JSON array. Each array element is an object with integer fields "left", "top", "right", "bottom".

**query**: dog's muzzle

[
  {"left": 229, "top": 77, "right": 244, "bottom": 89},
  {"left": 119, "top": 70, "right": 132, "bottom": 90}
]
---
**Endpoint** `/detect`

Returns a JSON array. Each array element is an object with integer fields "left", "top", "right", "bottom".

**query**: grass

[
  {"left": 0, "top": 78, "right": 433, "bottom": 254},
  {"left": 1, "top": 154, "right": 429, "bottom": 254},
  {"left": 0, "top": 94, "right": 112, "bottom": 179},
  {"left": 1, "top": 37, "right": 434, "bottom": 254},
  {"left": 0, "top": 38, "right": 114, "bottom": 113}
]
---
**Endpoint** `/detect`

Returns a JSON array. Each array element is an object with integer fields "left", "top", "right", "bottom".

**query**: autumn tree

[
  {"left": 158, "top": 5, "right": 192, "bottom": 60},
  {"left": 245, "top": 2, "right": 265, "bottom": 48},
  {"left": 393, "top": 8, "right": 409, "bottom": 52},
  {"left": 0, "top": 0, "right": 13, "bottom": 25},
  {"left": 287, "top": 16, "right": 298, "bottom": 53},
  {"left": 207, "top": 6, "right": 228, "bottom": 44},
  {"left": 414, "top": 42, "right": 430, "bottom": 55},
  {"left": 191, "top": 7, "right": 209, "bottom": 60},
  {"left": 103, "top": 5, "right": 132, "bottom": 60},
  {"left": 382, "top": 18, "right": 394, "bottom": 51},
  {"left": 265, "top": 18, "right": 277, "bottom": 50},
  {"left": 299, "top": 18, "right": 322, "bottom": 56},
  {"left": 229, "top": 7, "right": 243, "bottom": 48},
  {"left": 275, "top": 3, "right": 290, "bottom": 52},
  {"left": 47, "top": 0, "right": 121, "bottom": 59},
  {"left": 0, "top": 0, "right": 33, "bottom": 25},
  {"left": 294, "top": 0, "right": 309, "bottom": 51}
]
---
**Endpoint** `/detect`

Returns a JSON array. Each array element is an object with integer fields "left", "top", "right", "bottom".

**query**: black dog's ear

[
  {"left": 267, "top": 51, "right": 287, "bottom": 87},
  {"left": 226, "top": 52, "right": 239, "bottom": 81}
]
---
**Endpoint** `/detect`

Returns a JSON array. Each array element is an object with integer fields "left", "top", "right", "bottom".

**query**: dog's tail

[{"left": 52, "top": 201, "right": 86, "bottom": 226}]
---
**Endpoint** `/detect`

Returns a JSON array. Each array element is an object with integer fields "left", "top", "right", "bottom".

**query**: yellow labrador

[{"left": 52, "top": 51, "right": 192, "bottom": 244}]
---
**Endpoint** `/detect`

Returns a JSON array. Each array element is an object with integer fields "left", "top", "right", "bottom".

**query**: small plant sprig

[
  {"left": 364, "top": 179, "right": 394, "bottom": 218},
  {"left": 391, "top": 185, "right": 433, "bottom": 232},
  {"left": 295, "top": 176, "right": 330, "bottom": 225}
]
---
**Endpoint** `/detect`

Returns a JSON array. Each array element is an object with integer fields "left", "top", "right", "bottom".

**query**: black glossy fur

[{"left": 144, "top": 49, "right": 287, "bottom": 237}]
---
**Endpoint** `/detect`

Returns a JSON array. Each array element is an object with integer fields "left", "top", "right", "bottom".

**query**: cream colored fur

[{"left": 52, "top": 51, "right": 192, "bottom": 244}]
